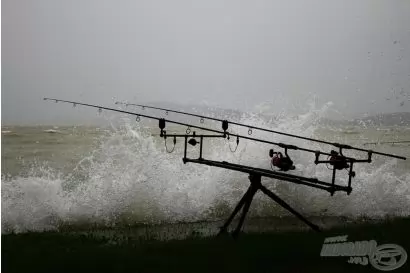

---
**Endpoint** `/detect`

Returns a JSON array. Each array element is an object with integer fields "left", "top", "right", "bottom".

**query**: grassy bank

[{"left": 2, "top": 217, "right": 410, "bottom": 273}]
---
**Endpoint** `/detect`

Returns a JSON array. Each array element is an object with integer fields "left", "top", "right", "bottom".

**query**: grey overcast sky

[{"left": 2, "top": 0, "right": 410, "bottom": 125}]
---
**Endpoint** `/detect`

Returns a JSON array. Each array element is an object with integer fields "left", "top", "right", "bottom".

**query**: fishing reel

[
  {"left": 269, "top": 148, "right": 295, "bottom": 172},
  {"left": 328, "top": 150, "right": 349, "bottom": 170}
]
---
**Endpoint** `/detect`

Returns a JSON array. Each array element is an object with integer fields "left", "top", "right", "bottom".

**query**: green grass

[{"left": 3, "top": 217, "right": 410, "bottom": 273}]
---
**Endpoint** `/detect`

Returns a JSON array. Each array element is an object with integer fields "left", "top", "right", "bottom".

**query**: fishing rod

[
  {"left": 115, "top": 101, "right": 406, "bottom": 160},
  {"left": 44, "top": 97, "right": 407, "bottom": 237},
  {"left": 44, "top": 97, "right": 369, "bottom": 160}
]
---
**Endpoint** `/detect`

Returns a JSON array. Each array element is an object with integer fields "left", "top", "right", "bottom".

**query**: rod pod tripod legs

[{"left": 218, "top": 173, "right": 321, "bottom": 238}]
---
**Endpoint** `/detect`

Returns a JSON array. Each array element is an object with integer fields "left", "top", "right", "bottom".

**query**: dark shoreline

[
  {"left": 53, "top": 215, "right": 398, "bottom": 242},
  {"left": 2, "top": 215, "right": 392, "bottom": 240},
  {"left": 3, "top": 217, "right": 409, "bottom": 273}
]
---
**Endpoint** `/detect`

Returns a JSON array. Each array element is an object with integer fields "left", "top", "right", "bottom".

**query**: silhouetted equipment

[
  {"left": 329, "top": 150, "right": 350, "bottom": 170},
  {"left": 44, "top": 98, "right": 407, "bottom": 238},
  {"left": 269, "top": 149, "right": 295, "bottom": 171}
]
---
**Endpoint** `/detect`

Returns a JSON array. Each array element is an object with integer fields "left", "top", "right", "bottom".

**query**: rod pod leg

[
  {"left": 218, "top": 174, "right": 261, "bottom": 237},
  {"left": 259, "top": 185, "right": 320, "bottom": 232},
  {"left": 218, "top": 184, "right": 254, "bottom": 235},
  {"left": 232, "top": 175, "right": 260, "bottom": 238},
  {"left": 218, "top": 173, "right": 320, "bottom": 239}
]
